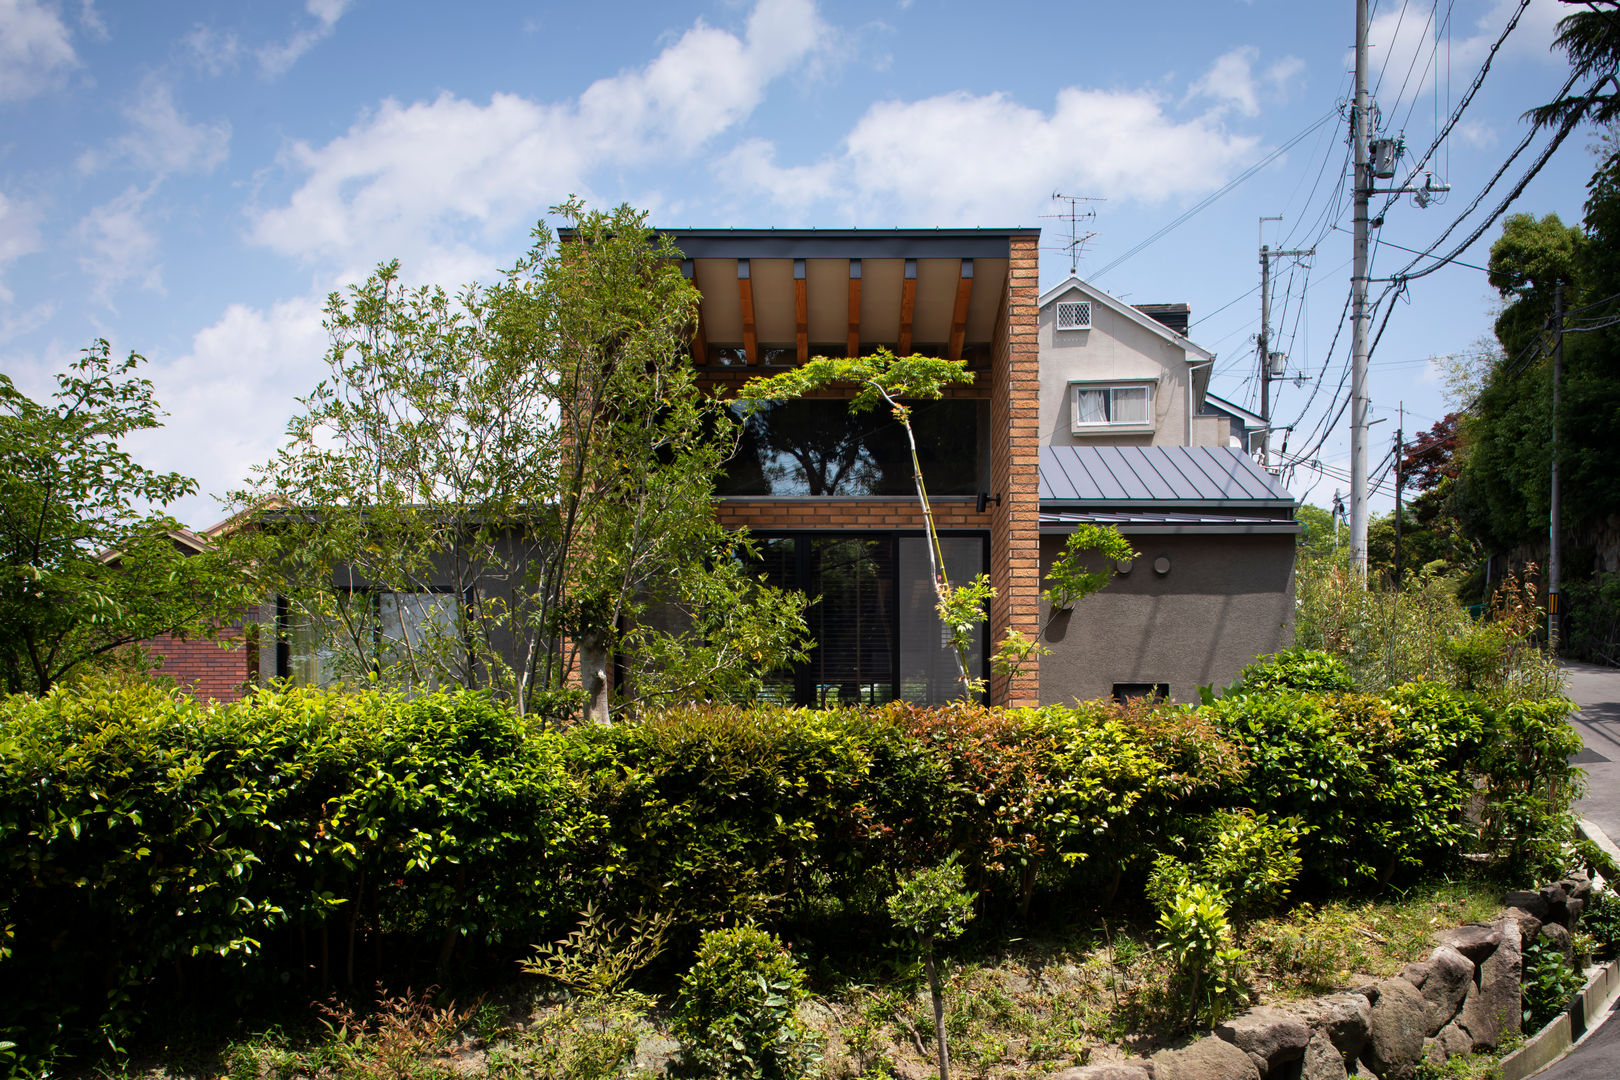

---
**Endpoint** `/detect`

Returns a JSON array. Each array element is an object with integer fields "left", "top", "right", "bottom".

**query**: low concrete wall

[{"left": 1037, "top": 532, "right": 1295, "bottom": 704}]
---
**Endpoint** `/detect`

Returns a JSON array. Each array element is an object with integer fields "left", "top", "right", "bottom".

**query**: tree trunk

[
  {"left": 579, "top": 630, "right": 611, "bottom": 725},
  {"left": 926, "top": 945, "right": 950, "bottom": 1080}
]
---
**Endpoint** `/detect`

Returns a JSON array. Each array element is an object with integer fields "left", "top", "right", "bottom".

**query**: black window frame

[{"left": 750, "top": 529, "right": 991, "bottom": 706}]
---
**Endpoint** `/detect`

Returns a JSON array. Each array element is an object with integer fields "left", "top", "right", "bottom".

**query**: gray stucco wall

[{"left": 1037, "top": 531, "right": 1296, "bottom": 705}]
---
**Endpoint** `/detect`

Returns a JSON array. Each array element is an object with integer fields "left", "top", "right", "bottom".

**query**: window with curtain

[{"left": 1069, "top": 383, "right": 1154, "bottom": 432}]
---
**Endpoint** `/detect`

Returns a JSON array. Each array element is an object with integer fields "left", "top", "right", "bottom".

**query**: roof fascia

[{"left": 1039, "top": 276, "right": 1215, "bottom": 362}]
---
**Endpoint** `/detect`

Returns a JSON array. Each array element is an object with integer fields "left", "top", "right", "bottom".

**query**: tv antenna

[{"left": 1042, "top": 192, "right": 1105, "bottom": 275}]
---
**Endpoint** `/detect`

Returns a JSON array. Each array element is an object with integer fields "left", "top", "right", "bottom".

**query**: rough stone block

[
  {"left": 1406, "top": 945, "right": 1475, "bottom": 1036},
  {"left": 1434, "top": 923, "right": 1502, "bottom": 965},
  {"left": 1434, "top": 1019, "right": 1472, "bottom": 1060},
  {"left": 1540, "top": 921, "right": 1577, "bottom": 968},
  {"left": 1458, "top": 918, "right": 1521, "bottom": 1049},
  {"left": 1361, "top": 976, "right": 1427, "bottom": 1080},
  {"left": 1504, "top": 890, "right": 1550, "bottom": 920},
  {"left": 1287, "top": 993, "right": 1372, "bottom": 1059},
  {"left": 1503, "top": 906, "right": 1543, "bottom": 945},
  {"left": 1149, "top": 1037, "right": 1260, "bottom": 1080},
  {"left": 1301, "top": 1031, "right": 1349, "bottom": 1080},
  {"left": 1215, "top": 1006, "right": 1311, "bottom": 1076},
  {"left": 1047, "top": 1064, "right": 1154, "bottom": 1080}
]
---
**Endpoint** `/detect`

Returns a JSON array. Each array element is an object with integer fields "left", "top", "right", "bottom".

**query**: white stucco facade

[{"left": 1037, "top": 278, "right": 1229, "bottom": 448}]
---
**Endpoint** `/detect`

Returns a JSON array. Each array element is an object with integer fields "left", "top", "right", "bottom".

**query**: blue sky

[{"left": 0, "top": 0, "right": 1597, "bottom": 526}]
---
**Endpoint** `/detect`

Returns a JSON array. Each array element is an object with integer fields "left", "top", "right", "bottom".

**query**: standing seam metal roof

[{"left": 1039, "top": 446, "right": 1293, "bottom": 505}]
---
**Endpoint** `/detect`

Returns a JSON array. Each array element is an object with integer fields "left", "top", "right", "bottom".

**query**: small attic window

[{"left": 1056, "top": 300, "right": 1092, "bottom": 331}]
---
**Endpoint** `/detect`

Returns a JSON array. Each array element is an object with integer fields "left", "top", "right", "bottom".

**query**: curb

[
  {"left": 1497, "top": 818, "right": 1620, "bottom": 1080},
  {"left": 1499, "top": 957, "right": 1620, "bottom": 1080},
  {"left": 1580, "top": 816, "right": 1620, "bottom": 879}
]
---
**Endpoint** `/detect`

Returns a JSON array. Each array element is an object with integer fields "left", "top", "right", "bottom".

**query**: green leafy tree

[
  {"left": 887, "top": 856, "right": 976, "bottom": 1080},
  {"left": 0, "top": 342, "right": 253, "bottom": 695},
  {"left": 236, "top": 201, "right": 808, "bottom": 720}
]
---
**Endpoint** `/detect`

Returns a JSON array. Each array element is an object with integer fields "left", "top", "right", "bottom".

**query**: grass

[{"left": 89, "top": 872, "right": 1520, "bottom": 1080}]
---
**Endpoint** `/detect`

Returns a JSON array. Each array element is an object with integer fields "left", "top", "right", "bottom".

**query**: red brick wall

[
  {"left": 988, "top": 236, "right": 1041, "bottom": 707},
  {"left": 145, "top": 628, "right": 255, "bottom": 703},
  {"left": 716, "top": 497, "right": 987, "bottom": 532}
]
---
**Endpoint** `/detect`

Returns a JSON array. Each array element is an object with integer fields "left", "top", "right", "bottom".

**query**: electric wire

[{"left": 1091, "top": 109, "right": 1338, "bottom": 279}]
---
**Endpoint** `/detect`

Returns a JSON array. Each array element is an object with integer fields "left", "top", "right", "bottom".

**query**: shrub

[
  {"left": 671, "top": 925, "right": 815, "bottom": 1080},
  {"left": 1212, "top": 683, "right": 1485, "bottom": 888},
  {"left": 1521, "top": 937, "right": 1585, "bottom": 1031},
  {"left": 1474, "top": 696, "right": 1584, "bottom": 871},
  {"left": 1582, "top": 889, "right": 1620, "bottom": 960},
  {"left": 1228, "top": 649, "right": 1355, "bottom": 696},
  {"left": 1155, "top": 879, "right": 1247, "bottom": 1027},
  {"left": 1147, "top": 810, "right": 1302, "bottom": 920}
]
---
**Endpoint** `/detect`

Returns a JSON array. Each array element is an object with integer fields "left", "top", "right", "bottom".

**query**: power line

[{"left": 1092, "top": 110, "right": 1338, "bottom": 279}]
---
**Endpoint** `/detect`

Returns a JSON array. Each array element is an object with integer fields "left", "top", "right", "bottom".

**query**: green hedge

[{"left": 0, "top": 662, "right": 1580, "bottom": 1063}]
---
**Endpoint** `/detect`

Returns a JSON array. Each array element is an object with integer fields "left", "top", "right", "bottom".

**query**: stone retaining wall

[{"left": 1054, "top": 873, "right": 1596, "bottom": 1080}]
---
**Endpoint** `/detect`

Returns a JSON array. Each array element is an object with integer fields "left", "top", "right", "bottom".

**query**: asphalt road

[
  {"left": 1533, "top": 662, "right": 1620, "bottom": 1079},
  {"left": 1567, "top": 661, "right": 1620, "bottom": 844}
]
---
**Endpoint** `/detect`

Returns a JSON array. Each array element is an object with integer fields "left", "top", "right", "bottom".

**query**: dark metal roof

[
  {"left": 1039, "top": 510, "right": 1301, "bottom": 536},
  {"left": 656, "top": 227, "right": 1039, "bottom": 260},
  {"left": 1039, "top": 446, "right": 1294, "bottom": 509}
]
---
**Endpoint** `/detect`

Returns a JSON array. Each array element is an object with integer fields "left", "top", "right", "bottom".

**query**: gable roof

[
  {"left": 1200, "top": 392, "right": 1265, "bottom": 427},
  {"left": 1039, "top": 445, "right": 1293, "bottom": 508},
  {"left": 1038, "top": 275, "right": 1214, "bottom": 363}
]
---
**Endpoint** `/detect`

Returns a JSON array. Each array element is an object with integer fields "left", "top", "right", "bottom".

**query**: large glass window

[
  {"left": 280, "top": 589, "right": 460, "bottom": 689},
  {"left": 720, "top": 399, "right": 983, "bottom": 497},
  {"left": 751, "top": 533, "right": 986, "bottom": 706}
]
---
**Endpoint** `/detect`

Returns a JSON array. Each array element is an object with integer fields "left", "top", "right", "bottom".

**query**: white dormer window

[
  {"left": 1069, "top": 381, "right": 1156, "bottom": 434},
  {"left": 1056, "top": 299, "right": 1092, "bottom": 331}
]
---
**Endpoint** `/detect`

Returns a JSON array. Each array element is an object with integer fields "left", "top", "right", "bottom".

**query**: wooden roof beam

[
  {"left": 682, "top": 259, "right": 707, "bottom": 364},
  {"left": 847, "top": 259, "right": 862, "bottom": 358},
  {"left": 738, "top": 258, "right": 757, "bottom": 365},
  {"left": 948, "top": 258, "right": 974, "bottom": 363},
  {"left": 898, "top": 258, "right": 917, "bottom": 355},
  {"left": 793, "top": 258, "right": 808, "bottom": 365}
]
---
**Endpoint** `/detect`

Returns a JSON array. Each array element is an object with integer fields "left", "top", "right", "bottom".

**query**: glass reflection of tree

[{"left": 736, "top": 402, "right": 882, "bottom": 496}]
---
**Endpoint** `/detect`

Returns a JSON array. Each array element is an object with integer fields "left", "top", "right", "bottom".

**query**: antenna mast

[{"left": 1043, "top": 193, "right": 1105, "bottom": 275}]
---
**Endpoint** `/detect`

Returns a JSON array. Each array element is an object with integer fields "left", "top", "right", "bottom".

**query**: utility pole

[
  {"left": 1549, "top": 282, "right": 1564, "bottom": 648},
  {"left": 1346, "top": 0, "right": 1448, "bottom": 582},
  {"left": 1394, "top": 405, "right": 1404, "bottom": 591},
  {"left": 1350, "top": 0, "right": 1373, "bottom": 581},
  {"left": 1257, "top": 218, "right": 1314, "bottom": 468}
]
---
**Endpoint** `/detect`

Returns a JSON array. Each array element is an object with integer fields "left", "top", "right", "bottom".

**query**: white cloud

[
  {"left": 80, "top": 77, "right": 230, "bottom": 176},
  {"left": 184, "top": 24, "right": 241, "bottom": 76},
  {"left": 75, "top": 185, "right": 163, "bottom": 302},
  {"left": 1188, "top": 46, "right": 1304, "bottom": 118},
  {"left": 250, "top": 0, "right": 831, "bottom": 266},
  {"left": 76, "top": 0, "right": 104, "bottom": 41},
  {"left": 1367, "top": 0, "right": 1565, "bottom": 117},
  {"left": 717, "top": 139, "right": 838, "bottom": 212},
  {"left": 0, "top": 190, "right": 43, "bottom": 302},
  {"left": 258, "top": 0, "right": 351, "bottom": 76},
  {"left": 724, "top": 85, "right": 1261, "bottom": 225},
  {"left": 0, "top": 0, "right": 77, "bottom": 101},
  {"left": 0, "top": 301, "right": 53, "bottom": 342},
  {"left": 124, "top": 293, "right": 331, "bottom": 525},
  {"left": 1190, "top": 46, "right": 1264, "bottom": 117}
]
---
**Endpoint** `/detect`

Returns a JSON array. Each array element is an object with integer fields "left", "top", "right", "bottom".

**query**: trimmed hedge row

[{"left": 0, "top": 659, "right": 1575, "bottom": 1059}]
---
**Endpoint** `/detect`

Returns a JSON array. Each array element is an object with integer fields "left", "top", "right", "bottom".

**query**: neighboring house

[
  {"left": 1033, "top": 275, "right": 1299, "bottom": 703},
  {"left": 1199, "top": 391, "right": 1268, "bottom": 454},
  {"left": 161, "top": 231, "right": 1298, "bottom": 708},
  {"left": 126, "top": 521, "right": 259, "bottom": 702}
]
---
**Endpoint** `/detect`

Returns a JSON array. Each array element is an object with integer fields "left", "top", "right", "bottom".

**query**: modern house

[{"left": 154, "top": 228, "right": 1298, "bottom": 707}]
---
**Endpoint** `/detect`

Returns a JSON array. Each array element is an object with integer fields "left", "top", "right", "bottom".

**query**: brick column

[{"left": 988, "top": 235, "right": 1041, "bottom": 707}]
